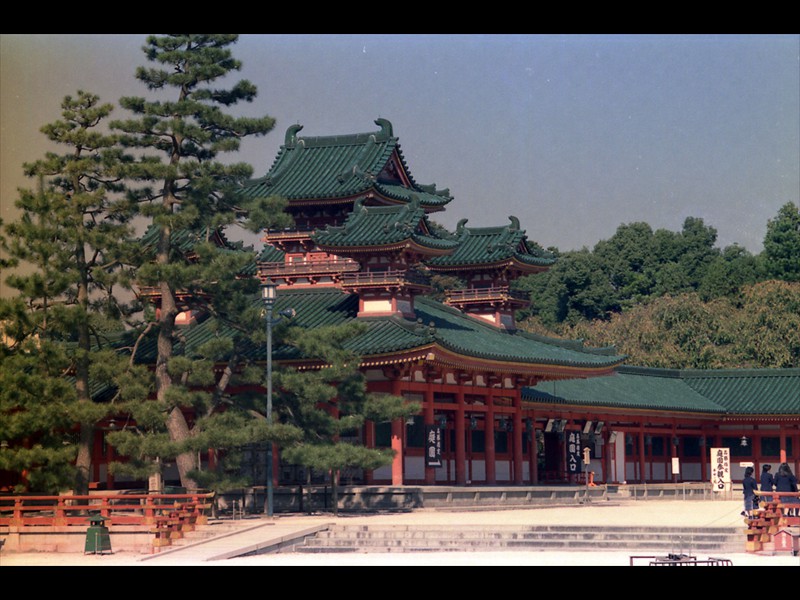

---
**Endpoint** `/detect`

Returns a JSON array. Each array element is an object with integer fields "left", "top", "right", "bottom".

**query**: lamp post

[
  {"left": 261, "top": 278, "right": 277, "bottom": 517},
  {"left": 260, "top": 278, "right": 295, "bottom": 517}
]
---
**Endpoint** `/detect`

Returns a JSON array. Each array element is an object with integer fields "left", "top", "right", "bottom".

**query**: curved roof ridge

[
  {"left": 285, "top": 118, "right": 395, "bottom": 149},
  {"left": 516, "top": 329, "right": 622, "bottom": 357}
]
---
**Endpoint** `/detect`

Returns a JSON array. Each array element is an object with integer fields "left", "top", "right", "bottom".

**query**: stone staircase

[
  {"left": 291, "top": 523, "right": 743, "bottom": 554},
  {"left": 160, "top": 517, "right": 265, "bottom": 550}
]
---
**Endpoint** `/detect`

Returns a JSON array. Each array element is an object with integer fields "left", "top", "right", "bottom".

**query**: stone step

[
  {"left": 297, "top": 539, "right": 743, "bottom": 551},
  {"left": 311, "top": 531, "right": 737, "bottom": 543},
  {"left": 293, "top": 524, "right": 743, "bottom": 554}
]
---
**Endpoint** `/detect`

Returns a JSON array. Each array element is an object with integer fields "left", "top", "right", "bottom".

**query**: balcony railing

[
  {"left": 261, "top": 228, "right": 315, "bottom": 242},
  {"left": 259, "top": 258, "right": 360, "bottom": 278},
  {"left": 445, "top": 286, "right": 530, "bottom": 304},
  {"left": 341, "top": 269, "right": 431, "bottom": 288}
]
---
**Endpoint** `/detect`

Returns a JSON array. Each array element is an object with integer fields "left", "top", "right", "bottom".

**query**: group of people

[{"left": 742, "top": 462, "right": 799, "bottom": 518}]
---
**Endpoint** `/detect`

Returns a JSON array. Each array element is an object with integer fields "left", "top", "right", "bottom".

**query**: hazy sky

[{"left": 2, "top": 34, "right": 798, "bottom": 295}]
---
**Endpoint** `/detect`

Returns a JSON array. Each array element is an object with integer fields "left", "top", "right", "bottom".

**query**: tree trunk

[
  {"left": 155, "top": 223, "right": 198, "bottom": 490},
  {"left": 331, "top": 469, "right": 339, "bottom": 517},
  {"left": 74, "top": 245, "right": 92, "bottom": 497}
]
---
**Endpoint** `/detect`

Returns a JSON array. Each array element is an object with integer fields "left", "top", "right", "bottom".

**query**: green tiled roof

[
  {"left": 427, "top": 216, "right": 556, "bottom": 269},
  {"left": 125, "top": 287, "right": 625, "bottom": 371},
  {"left": 681, "top": 369, "right": 800, "bottom": 414},
  {"left": 312, "top": 198, "right": 459, "bottom": 252},
  {"left": 138, "top": 224, "right": 236, "bottom": 255},
  {"left": 239, "top": 119, "right": 452, "bottom": 209},
  {"left": 258, "top": 244, "right": 285, "bottom": 263},
  {"left": 522, "top": 365, "right": 800, "bottom": 415},
  {"left": 413, "top": 296, "right": 624, "bottom": 369}
]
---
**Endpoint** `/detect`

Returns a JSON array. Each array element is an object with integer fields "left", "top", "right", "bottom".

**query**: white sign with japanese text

[{"left": 711, "top": 447, "right": 730, "bottom": 493}]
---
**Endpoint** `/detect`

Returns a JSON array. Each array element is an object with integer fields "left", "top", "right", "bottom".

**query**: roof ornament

[
  {"left": 285, "top": 123, "right": 304, "bottom": 147},
  {"left": 374, "top": 117, "right": 394, "bottom": 139},
  {"left": 353, "top": 198, "right": 365, "bottom": 213},
  {"left": 508, "top": 216, "right": 520, "bottom": 231},
  {"left": 456, "top": 219, "right": 469, "bottom": 235}
]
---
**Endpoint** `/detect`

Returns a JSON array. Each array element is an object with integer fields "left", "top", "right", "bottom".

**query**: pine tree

[
  {"left": 110, "top": 35, "right": 292, "bottom": 490},
  {"left": 0, "top": 91, "right": 135, "bottom": 493},
  {"left": 277, "top": 323, "right": 419, "bottom": 515}
]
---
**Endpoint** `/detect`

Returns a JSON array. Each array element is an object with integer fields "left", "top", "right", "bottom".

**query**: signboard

[
  {"left": 567, "top": 430, "right": 582, "bottom": 475},
  {"left": 671, "top": 457, "right": 680, "bottom": 475},
  {"left": 711, "top": 447, "right": 730, "bottom": 493},
  {"left": 425, "top": 425, "right": 443, "bottom": 468}
]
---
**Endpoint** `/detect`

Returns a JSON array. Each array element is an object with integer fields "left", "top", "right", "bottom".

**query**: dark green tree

[
  {"left": 0, "top": 91, "right": 137, "bottom": 493},
  {"left": 698, "top": 244, "right": 764, "bottom": 301},
  {"left": 276, "top": 322, "right": 419, "bottom": 515},
  {"left": 763, "top": 202, "right": 800, "bottom": 282},
  {"left": 110, "top": 35, "right": 291, "bottom": 490}
]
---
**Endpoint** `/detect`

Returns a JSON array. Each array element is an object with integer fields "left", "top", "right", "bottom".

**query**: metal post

[
  {"left": 261, "top": 278, "right": 294, "bottom": 518},
  {"left": 266, "top": 299, "right": 274, "bottom": 517},
  {"left": 261, "top": 278, "right": 277, "bottom": 518}
]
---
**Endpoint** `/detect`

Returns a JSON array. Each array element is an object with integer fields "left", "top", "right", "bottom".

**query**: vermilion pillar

[
  {"left": 391, "top": 379, "right": 404, "bottom": 485},
  {"left": 391, "top": 418, "right": 403, "bottom": 485}
]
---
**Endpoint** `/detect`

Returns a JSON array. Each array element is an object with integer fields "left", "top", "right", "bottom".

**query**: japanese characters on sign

[
  {"left": 711, "top": 447, "right": 730, "bottom": 492},
  {"left": 567, "top": 430, "right": 582, "bottom": 474},
  {"left": 425, "top": 425, "right": 443, "bottom": 468}
]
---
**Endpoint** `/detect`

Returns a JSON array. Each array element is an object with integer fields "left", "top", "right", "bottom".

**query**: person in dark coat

[
  {"left": 760, "top": 464, "right": 774, "bottom": 503},
  {"left": 741, "top": 466, "right": 758, "bottom": 517},
  {"left": 774, "top": 462, "right": 799, "bottom": 517}
]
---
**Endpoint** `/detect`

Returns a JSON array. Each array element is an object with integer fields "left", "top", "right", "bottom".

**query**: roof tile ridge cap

[
  {"left": 616, "top": 365, "right": 682, "bottom": 377},
  {"left": 515, "top": 329, "right": 622, "bottom": 356},
  {"left": 680, "top": 367, "right": 800, "bottom": 378}
]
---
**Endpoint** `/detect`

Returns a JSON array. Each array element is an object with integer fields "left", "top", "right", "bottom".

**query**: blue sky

[{"left": 2, "top": 34, "right": 798, "bottom": 274}]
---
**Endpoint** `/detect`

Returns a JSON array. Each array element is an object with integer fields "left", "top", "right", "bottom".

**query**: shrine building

[{"left": 56, "top": 118, "right": 800, "bottom": 491}]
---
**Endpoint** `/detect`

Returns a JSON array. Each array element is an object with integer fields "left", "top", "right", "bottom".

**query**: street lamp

[{"left": 260, "top": 277, "right": 295, "bottom": 517}]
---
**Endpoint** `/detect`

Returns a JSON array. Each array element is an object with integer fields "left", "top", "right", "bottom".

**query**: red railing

[{"left": 0, "top": 492, "right": 214, "bottom": 528}]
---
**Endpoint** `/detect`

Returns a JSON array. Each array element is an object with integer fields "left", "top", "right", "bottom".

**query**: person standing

[
  {"left": 774, "top": 462, "right": 799, "bottom": 517},
  {"left": 741, "top": 466, "right": 758, "bottom": 517},
  {"left": 760, "top": 464, "right": 774, "bottom": 503}
]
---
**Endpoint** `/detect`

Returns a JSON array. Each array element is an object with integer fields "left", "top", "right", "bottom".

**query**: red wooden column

[
  {"left": 485, "top": 391, "right": 496, "bottom": 484},
  {"left": 780, "top": 424, "right": 788, "bottom": 464},
  {"left": 391, "top": 419, "right": 403, "bottom": 485},
  {"left": 424, "top": 381, "right": 436, "bottom": 485},
  {"left": 513, "top": 389, "right": 523, "bottom": 484},
  {"left": 391, "top": 379, "right": 404, "bottom": 485},
  {"left": 455, "top": 386, "right": 466, "bottom": 485}
]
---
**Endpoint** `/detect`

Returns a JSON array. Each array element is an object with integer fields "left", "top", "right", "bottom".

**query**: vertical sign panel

[
  {"left": 426, "top": 425, "right": 442, "bottom": 468},
  {"left": 567, "top": 430, "right": 581, "bottom": 476},
  {"left": 711, "top": 447, "right": 730, "bottom": 493}
]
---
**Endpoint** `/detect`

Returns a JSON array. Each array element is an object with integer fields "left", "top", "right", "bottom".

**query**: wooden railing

[
  {"left": 445, "top": 286, "right": 529, "bottom": 304},
  {"left": 0, "top": 492, "right": 214, "bottom": 528},
  {"left": 259, "top": 258, "right": 360, "bottom": 277},
  {"left": 341, "top": 269, "right": 431, "bottom": 288}
]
